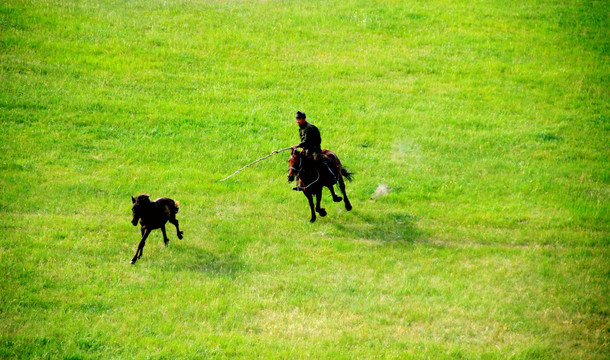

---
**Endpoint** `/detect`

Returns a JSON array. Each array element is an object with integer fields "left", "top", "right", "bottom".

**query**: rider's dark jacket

[{"left": 298, "top": 122, "right": 322, "bottom": 158}]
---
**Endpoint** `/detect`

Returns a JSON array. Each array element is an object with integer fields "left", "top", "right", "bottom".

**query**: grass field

[{"left": 1, "top": 0, "right": 608, "bottom": 358}]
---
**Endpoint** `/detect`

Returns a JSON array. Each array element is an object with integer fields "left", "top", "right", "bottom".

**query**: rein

[
  {"left": 292, "top": 158, "right": 321, "bottom": 190},
  {"left": 300, "top": 170, "right": 321, "bottom": 189}
]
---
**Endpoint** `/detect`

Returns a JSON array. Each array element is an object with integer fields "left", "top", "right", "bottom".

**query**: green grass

[{"left": 1, "top": 0, "right": 608, "bottom": 358}]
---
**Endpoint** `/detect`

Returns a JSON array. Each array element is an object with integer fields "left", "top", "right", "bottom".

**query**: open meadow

[{"left": 1, "top": 0, "right": 608, "bottom": 358}]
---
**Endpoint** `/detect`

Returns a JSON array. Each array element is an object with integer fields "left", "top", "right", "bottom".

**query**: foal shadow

[
  {"left": 157, "top": 242, "right": 246, "bottom": 277},
  {"left": 331, "top": 204, "right": 421, "bottom": 243}
]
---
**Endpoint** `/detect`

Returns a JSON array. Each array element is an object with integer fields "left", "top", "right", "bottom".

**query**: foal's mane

[{"left": 135, "top": 194, "right": 151, "bottom": 204}]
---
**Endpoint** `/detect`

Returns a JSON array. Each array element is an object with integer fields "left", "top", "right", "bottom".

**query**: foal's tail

[
  {"left": 341, "top": 167, "right": 354, "bottom": 182},
  {"left": 173, "top": 200, "right": 180, "bottom": 214}
]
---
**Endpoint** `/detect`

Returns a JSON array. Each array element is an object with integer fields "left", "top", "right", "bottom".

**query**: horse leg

[
  {"left": 329, "top": 159, "right": 342, "bottom": 202},
  {"left": 315, "top": 188, "right": 327, "bottom": 217},
  {"left": 326, "top": 184, "right": 343, "bottom": 202},
  {"left": 169, "top": 217, "right": 183, "bottom": 239},
  {"left": 339, "top": 178, "right": 352, "bottom": 211},
  {"left": 305, "top": 192, "right": 316, "bottom": 223},
  {"left": 137, "top": 232, "right": 149, "bottom": 259},
  {"left": 131, "top": 228, "right": 151, "bottom": 264},
  {"left": 136, "top": 227, "right": 146, "bottom": 260},
  {"left": 138, "top": 227, "right": 147, "bottom": 257},
  {"left": 161, "top": 225, "right": 169, "bottom": 247}
]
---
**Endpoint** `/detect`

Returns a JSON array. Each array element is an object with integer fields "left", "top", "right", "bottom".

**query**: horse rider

[{"left": 291, "top": 111, "right": 336, "bottom": 191}]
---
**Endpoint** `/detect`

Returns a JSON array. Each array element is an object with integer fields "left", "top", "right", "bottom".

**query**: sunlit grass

[{"left": 0, "top": 0, "right": 608, "bottom": 358}]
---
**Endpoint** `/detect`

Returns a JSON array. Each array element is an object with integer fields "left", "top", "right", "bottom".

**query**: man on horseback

[{"left": 291, "top": 111, "right": 336, "bottom": 191}]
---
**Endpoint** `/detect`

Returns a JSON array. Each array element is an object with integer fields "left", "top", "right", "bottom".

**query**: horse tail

[
  {"left": 173, "top": 200, "right": 180, "bottom": 214},
  {"left": 341, "top": 167, "right": 353, "bottom": 181}
]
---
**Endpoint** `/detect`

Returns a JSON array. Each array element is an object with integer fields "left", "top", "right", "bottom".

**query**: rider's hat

[{"left": 296, "top": 111, "right": 306, "bottom": 119}]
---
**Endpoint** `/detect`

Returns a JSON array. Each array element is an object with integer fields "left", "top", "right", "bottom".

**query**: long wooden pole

[{"left": 219, "top": 147, "right": 292, "bottom": 182}]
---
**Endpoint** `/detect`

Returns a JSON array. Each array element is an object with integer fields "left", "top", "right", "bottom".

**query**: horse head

[
  {"left": 131, "top": 194, "right": 151, "bottom": 226},
  {"left": 288, "top": 149, "right": 301, "bottom": 183}
]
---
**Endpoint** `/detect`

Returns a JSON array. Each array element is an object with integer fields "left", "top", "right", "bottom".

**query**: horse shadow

[{"left": 330, "top": 204, "right": 422, "bottom": 243}]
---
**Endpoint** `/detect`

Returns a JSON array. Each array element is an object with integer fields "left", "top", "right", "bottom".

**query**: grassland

[{"left": 0, "top": 0, "right": 608, "bottom": 358}]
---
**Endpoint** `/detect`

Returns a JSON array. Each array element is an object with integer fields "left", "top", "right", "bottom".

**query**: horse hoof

[
  {"left": 310, "top": 218, "right": 316, "bottom": 223},
  {"left": 345, "top": 203, "right": 352, "bottom": 211},
  {"left": 178, "top": 233, "right": 183, "bottom": 240},
  {"left": 333, "top": 196, "right": 342, "bottom": 202},
  {"left": 318, "top": 209, "right": 327, "bottom": 217},
  {"left": 130, "top": 260, "right": 136, "bottom": 264}
]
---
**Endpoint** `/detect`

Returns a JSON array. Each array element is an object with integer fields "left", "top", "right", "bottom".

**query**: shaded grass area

[
  {"left": 1, "top": 215, "right": 607, "bottom": 358},
  {"left": 1, "top": 0, "right": 608, "bottom": 358}
]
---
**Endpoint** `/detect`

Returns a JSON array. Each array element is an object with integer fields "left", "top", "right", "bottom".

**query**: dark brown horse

[
  {"left": 130, "top": 194, "right": 183, "bottom": 264},
  {"left": 288, "top": 149, "right": 353, "bottom": 222}
]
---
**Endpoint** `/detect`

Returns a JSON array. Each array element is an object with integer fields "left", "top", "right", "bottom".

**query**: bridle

[
  {"left": 288, "top": 156, "right": 302, "bottom": 179},
  {"left": 289, "top": 154, "right": 321, "bottom": 189}
]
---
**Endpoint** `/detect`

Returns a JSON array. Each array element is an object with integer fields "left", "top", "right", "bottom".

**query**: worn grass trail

[{"left": 1, "top": 0, "right": 608, "bottom": 359}]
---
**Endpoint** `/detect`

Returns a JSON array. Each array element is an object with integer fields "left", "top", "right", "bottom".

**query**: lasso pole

[{"left": 219, "top": 147, "right": 292, "bottom": 182}]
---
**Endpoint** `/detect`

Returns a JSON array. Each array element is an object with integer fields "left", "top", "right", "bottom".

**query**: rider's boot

[{"left": 323, "top": 159, "right": 337, "bottom": 185}]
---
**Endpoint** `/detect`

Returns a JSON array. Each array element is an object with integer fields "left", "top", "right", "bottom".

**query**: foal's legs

[
  {"left": 169, "top": 217, "right": 183, "bottom": 239},
  {"left": 161, "top": 225, "right": 170, "bottom": 247},
  {"left": 131, "top": 228, "right": 151, "bottom": 264}
]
